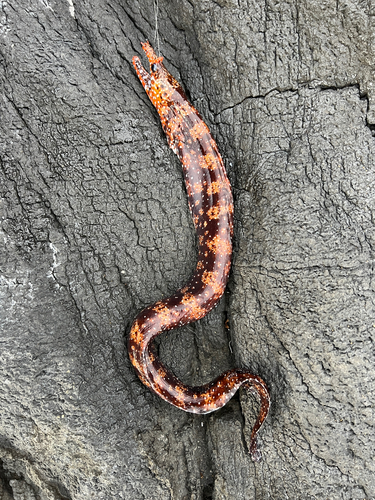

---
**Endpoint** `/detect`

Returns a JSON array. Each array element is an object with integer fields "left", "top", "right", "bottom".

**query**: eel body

[{"left": 129, "top": 41, "right": 270, "bottom": 461}]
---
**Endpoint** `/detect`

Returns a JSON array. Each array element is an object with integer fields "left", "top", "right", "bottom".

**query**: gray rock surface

[{"left": 1, "top": 0, "right": 374, "bottom": 498}]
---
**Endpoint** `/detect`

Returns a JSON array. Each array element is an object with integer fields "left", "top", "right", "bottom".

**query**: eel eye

[{"left": 151, "top": 63, "right": 157, "bottom": 72}]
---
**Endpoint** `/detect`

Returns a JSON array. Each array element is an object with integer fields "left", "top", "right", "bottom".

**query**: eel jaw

[
  {"left": 132, "top": 55, "right": 151, "bottom": 92},
  {"left": 141, "top": 40, "right": 164, "bottom": 65}
]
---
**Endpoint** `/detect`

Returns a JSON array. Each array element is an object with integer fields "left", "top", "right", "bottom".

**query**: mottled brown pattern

[{"left": 129, "top": 42, "right": 270, "bottom": 460}]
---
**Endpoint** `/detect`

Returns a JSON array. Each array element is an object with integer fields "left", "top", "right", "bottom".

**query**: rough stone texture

[{"left": 0, "top": 1, "right": 374, "bottom": 499}]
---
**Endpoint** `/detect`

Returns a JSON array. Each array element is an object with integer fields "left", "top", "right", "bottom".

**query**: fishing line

[{"left": 154, "top": 0, "right": 161, "bottom": 56}]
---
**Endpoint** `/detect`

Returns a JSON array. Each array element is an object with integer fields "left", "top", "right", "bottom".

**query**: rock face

[{"left": 1, "top": 1, "right": 374, "bottom": 498}]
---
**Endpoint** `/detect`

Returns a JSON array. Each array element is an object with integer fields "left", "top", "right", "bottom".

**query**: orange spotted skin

[{"left": 130, "top": 42, "right": 270, "bottom": 461}]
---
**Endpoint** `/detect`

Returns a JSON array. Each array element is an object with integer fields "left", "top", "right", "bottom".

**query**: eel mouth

[{"left": 141, "top": 40, "right": 163, "bottom": 65}]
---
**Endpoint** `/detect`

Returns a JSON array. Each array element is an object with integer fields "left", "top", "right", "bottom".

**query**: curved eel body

[{"left": 129, "top": 41, "right": 270, "bottom": 461}]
